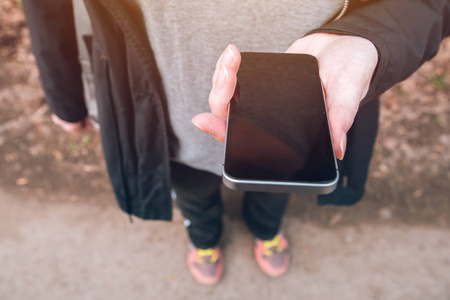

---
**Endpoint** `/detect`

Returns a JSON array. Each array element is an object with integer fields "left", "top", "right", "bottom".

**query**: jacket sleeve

[
  {"left": 22, "top": 0, "right": 88, "bottom": 123},
  {"left": 309, "top": 0, "right": 450, "bottom": 104}
]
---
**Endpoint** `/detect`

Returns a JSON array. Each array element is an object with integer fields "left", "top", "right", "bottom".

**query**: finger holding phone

[{"left": 191, "top": 33, "right": 378, "bottom": 161}]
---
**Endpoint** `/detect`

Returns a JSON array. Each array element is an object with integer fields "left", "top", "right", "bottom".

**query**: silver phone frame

[
  {"left": 222, "top": 167, "right": 339, "bottom": 194},
  {"left": 222, "top": 53, "right": 339, "bottom": 194}
]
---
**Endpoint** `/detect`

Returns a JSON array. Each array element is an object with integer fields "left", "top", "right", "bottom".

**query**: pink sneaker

[
  {"left": 254, "top": 233, "right": 290, "bottom": 277},
  {"left": 187, "top": 246, "right": 224, "bottom": 285}
]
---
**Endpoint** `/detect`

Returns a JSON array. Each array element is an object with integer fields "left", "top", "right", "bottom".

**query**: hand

[
  {"left": 286, "top": 33, "right": 378, "bottom": 159},
  {"left": 51, "top": 114, "right": 92, "bottom": 135},
  {"left": 192, "top": 34, "right": 378, "bottom": 159}
]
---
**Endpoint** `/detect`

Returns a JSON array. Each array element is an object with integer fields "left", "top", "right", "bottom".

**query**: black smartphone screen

[{"left": 224, "top": 53, "right": 337, "bottom": 185}]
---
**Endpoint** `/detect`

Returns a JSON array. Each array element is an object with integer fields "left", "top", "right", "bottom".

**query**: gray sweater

[{"left": 136, "top": 0, "right": 343, "bottom": 175}]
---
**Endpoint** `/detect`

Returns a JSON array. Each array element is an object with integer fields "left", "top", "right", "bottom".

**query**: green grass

[
  {"left": 69, "top": 142, "right": 79, "bottom": 153},
  {"left": 396, "top": 87, "right": 407, "bottom": 98},
  {"left": 427, "top": 73, "right": 449, "bottom": 91},
  {"left": 82, "top": 134, "right": 91, "bottom": 144},
  {"left": 434, "top": 114, "right": 445, "bottom": 126}
]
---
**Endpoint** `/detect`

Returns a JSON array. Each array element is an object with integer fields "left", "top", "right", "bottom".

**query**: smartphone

[{"left": 222, "top": 52, "right": 339, "bottom": 194}]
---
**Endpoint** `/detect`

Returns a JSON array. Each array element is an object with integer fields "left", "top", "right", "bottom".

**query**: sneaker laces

[
  {"left": 262, "top": 234, "right": 284, "bottom": 256},
  {"left": 195, "top": 248, "right": 219, "bottom": 264}
]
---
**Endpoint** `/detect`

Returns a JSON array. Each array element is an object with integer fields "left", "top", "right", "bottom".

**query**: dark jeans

[
  {"left": 22, "top": 0, "right": 87, "bottom": 122},
  {"left": 170, "top": 161, "right": 289, "bottom": 249}
]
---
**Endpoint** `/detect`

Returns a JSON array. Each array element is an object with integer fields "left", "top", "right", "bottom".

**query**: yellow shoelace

[
  {"left": 262, "top": 234, "right": 284, "bottom": 256},
  {"left": 195, "top": 248, "right": 219, "bottom": 264}
]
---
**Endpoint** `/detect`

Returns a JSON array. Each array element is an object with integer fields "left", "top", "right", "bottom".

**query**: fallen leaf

[
  {"left": 16, "top": 177, "right": 29, "bottom": 186},
  {"left": 329, "top": 213, "right": 343, "bottom": 226}
]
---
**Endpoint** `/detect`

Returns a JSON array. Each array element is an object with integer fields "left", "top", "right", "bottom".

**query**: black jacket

[{"left": 78, "top": 0, "right": 449, "bottom": 220}]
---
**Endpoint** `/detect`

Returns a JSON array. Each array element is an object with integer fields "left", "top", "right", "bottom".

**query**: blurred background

[{"left": 0, "top": 1, "right": 449, "bottom": 299}]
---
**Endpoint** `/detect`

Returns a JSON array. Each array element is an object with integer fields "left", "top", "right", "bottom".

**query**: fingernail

[
  {"left": 192, "top": 119, "right": 209, "bottom": 134},
  {"left": 222, "top": 45, "right": 236, "bottom": 67},
  {"left": 338, "top": 138, "right": 345, "bottom": 160},
  {"left": 215, "top": 65, "right": 228, "bottom": 90}
]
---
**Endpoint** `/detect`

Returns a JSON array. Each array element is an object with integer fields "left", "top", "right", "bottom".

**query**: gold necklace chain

[{"left": 333, "top": 0, "right": 350, "bottom": 21}]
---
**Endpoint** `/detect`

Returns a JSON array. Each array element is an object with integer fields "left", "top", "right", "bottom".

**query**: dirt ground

[{"left": 0, "top": 1, "right": 450, "bottom": 299}]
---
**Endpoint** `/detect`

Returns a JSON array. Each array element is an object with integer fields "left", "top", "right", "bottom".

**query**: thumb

[
  {"left": 191, "top": 113, "right": 227, "bottom": 143},
  {"left": 328, "top": 112, "right": 347, "bottom": 160},
  {"left": 326, "top": 96, "right": 358, "bottom": 160}
]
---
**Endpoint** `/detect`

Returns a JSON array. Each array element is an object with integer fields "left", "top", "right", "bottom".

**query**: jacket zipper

[{"left": 333, "top": 0, "right": 350, "bottom": 21}]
